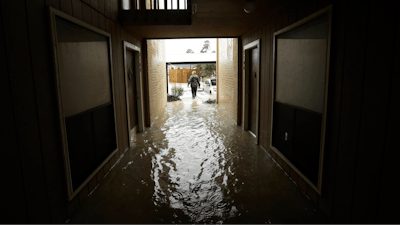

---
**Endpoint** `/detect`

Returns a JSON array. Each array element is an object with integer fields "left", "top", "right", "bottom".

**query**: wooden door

[
  {"left": 248, "top": 47, "right": 258, "bottom": 135},
  {"left": 127, "top": 49, "right": 138, "bottom": 130}
]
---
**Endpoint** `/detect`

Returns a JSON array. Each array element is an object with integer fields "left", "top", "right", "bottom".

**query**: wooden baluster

[
  {"left": 129, "top": 0, "right": 135, "bottom": 10},
  {"left": 140, "top": 0, "right": 145, "bottom": 10}
]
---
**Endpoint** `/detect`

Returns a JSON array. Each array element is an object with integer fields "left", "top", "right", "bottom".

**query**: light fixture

[{"left": 244, "top": 0, "right": 256, "bottom": 13}]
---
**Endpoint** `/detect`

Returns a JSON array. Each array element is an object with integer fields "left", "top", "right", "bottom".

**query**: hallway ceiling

[{"left": 124, "top": 0, "right": 283, "bottom": 39}]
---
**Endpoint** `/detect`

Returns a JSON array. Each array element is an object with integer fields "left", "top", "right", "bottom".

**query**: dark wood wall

[
  {"left": 241, "top": 0, "right": 399, "bottom": 223},
  {"left": 0, "top": 0, "right": 143, "bottom": 223}
]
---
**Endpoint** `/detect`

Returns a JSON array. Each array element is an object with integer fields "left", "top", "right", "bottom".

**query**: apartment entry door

[
  {"left": 242, "top": 39, "right": 260, "bottom": 143},
  {"left": 248, "top": 47, "right": 259, "bottom": 136},
  {"left": 124, "top": 41, "right": 145, "bottom": 147},
  {"left": 127, "top": 49, "right": 138, "bottom": 131}
]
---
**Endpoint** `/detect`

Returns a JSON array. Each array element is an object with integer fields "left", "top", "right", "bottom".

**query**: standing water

[{"left": 69, "top": 88, "right": 327, "bottom": 224}]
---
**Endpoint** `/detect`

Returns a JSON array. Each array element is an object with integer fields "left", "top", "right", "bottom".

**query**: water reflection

[
  {"left": 70, "top": 90, "right": 327, "bottom": 224},
  {"left": 144, "top": 95, "right": 242, "bottom": 223}
]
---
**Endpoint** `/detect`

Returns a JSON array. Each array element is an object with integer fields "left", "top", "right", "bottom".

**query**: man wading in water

[{"left": 188, "top": 71, "right": 200, "bottom": 99}]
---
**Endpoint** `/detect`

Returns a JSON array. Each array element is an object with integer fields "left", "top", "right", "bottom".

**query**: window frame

[
  {"left": 269, "top": 5, "right": 332, "bottom": 195},
  {"left": 48, "top": 6, "right": 119, "bottom": 201}
]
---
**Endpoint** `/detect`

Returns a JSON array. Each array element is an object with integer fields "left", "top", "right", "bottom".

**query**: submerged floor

[{"left": 68, "top": 88, "right": 328, "bottom": 224}]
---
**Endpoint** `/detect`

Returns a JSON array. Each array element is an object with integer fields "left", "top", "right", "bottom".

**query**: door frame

[
  {"left": 242, "top": 39, "right": 261, "bottom": 144},
  {"left": 123, "top": 41, "right": 145, "bottom": 147}
]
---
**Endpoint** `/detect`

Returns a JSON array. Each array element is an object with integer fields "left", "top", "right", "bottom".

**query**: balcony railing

[{"left": 121, "top": 0, "right": 192, "bottom": 25}]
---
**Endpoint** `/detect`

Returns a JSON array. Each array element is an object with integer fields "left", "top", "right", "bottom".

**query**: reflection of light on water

[{"left": 148, "top": 96, "right": 239, "bottom": 223}]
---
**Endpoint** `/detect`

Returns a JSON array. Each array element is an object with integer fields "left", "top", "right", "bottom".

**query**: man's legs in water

[{"left": 191, "top": 87, "right": 196, "bottom": 99}]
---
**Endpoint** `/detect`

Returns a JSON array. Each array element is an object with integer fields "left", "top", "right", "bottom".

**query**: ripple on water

[{"left": 133, "top": 100, "right": 244, "bottom": 223}]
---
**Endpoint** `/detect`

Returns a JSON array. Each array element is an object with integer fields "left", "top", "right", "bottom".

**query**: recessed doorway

[
  {"left": 123, "top": 41, "right": 145, "bottom": 147},
  {"left": 242, "top": 39, "right": 260, "bottom": 143}
]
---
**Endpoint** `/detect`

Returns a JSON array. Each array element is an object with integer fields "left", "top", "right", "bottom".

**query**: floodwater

[{"left": 69, "top": 87, "right": 327, "bottom": 224}]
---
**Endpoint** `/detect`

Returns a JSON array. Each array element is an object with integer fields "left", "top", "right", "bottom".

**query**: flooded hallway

[
  {"left": 1, "top": 0, "right": 398, "bottom": 224},
  {"left": 68, "top": 92, "right": 327, "bottom": 223}
]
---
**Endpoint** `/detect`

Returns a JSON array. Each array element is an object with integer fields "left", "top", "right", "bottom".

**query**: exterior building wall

[
  {"left": 147, "top": 39, "right": 167, "bottom": 124},
  {"left": 217, "top": 38, "right": 238, "bottom": 123}
]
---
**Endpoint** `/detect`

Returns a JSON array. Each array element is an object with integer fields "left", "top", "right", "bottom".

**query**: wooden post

[
  {"left": 130, "top": 0, "right": 135, "bottom": 10},
  {"left": 140, "top": 0, "right": 145, "bottom": 10}
]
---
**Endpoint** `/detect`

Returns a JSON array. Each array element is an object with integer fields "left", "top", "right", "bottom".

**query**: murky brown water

[{"left": 69, "top": 89, "right": 327, "bottom": 224}]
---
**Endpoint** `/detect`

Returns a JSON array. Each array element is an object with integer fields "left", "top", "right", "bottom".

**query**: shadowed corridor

[{"left": 68, "top": 90, "right": 328, "bottom": 224}]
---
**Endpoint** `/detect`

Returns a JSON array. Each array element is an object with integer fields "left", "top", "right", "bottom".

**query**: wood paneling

[
  {"left": 376, "top": 19, "right": 400, "bottom": 224},
  {"left": 332, "top": 0, "right": 369, "bottom": 223},
  {"left": 45, "top": 0, "right": 60, "bottom": 9},
  {"left": 98, "top": 0, "right": 105, "bottom": 14},
  {"left": 115, "top": 23, "right": 128, "bottom": 155},
  {"left": 91, "top": 0, "right": 99, "bottom": 10},
  {"left": 307, "top": 0, "right": 318, "bottom": 15},
  {"left": 281, "top": 8, "right": 289, "bottom": 28},
  {"left": 265, "top": 22, "right": 273, "bottom": 150},
  {"left": 105, "top": 0, "right": 111, "bottom": 18},
  {"left": 60, "top": 0, "right": 73, "bottom": 15},
  {"left": 351, "top": 4, "right": 396, "bottom": 223},
  {"left": 288, "top": 5, "right": 296, "bottom": 25},
  {"left": 241, "top": 0, "right": 398, "bottom": 223},
  {"left": 258, "top": 25, "right": 267, "bottom": 147},
  {"left": 318, "top": 0, "right": 331, "bottom": 9},
  {"left": 72, "top": 0, "right": 83, "bottom": 20},
  {"left": 27, "top": 0, "right": 69, "bottom": 223},
  {"left": 79, "top": 184, "right": 89, "bottom": 203},
  {"left": 296, "top": 0, "right": 307, "bottom": 21},
  {"left": 97, "top": 166, "right": 105, "bottom": 181},
  {"left": 110, "top": 0, "right": 117, "bottom": 20},
  {"left": 88, "top": 176, "right": 97, "bottom": 193},
  {"left": 1, "top": 0, "right": 143, "bottom": 222},
  {"left": 318, "top": 0, "right": 346, "bottom": 219},
  {"left": 99, "top": 13, "right": 106, "bottom": 30},
  {"left": 82, "top": 2, "right": 92, "bottom": 24},
  {"left": 1, "top": 0, "right": 50, "bottom": 223},
  {"left": 0, "top": 3, "right": 29, "bottom": 223},
  {"left": 91, "top": 8, "right": 100, "bottom": 28},
  {"left": 121, "top": 29, "right": 130, "bottom": 151},
  {"left": 67, "top": 196, "right": 79, "bottom": 218},
  {"left": 110, "top": 20, "right": 120, "bottom": 159}
]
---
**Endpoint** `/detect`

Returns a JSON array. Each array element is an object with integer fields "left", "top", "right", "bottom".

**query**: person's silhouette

[{"left": 187, "top": 71, "right": 200, "bottom": 99}]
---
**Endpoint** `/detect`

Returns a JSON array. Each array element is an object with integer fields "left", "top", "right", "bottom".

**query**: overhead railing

[{"left": 121, "top": 0, "right": 192, "bottom": 25}]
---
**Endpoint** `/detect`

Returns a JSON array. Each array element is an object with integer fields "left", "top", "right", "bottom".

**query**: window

[
  {"left": 49, "top": 7, "right": 118, "bottom": 200},
  {"left": 270, "top": 6, "right": 332, "bottom": 194}
]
